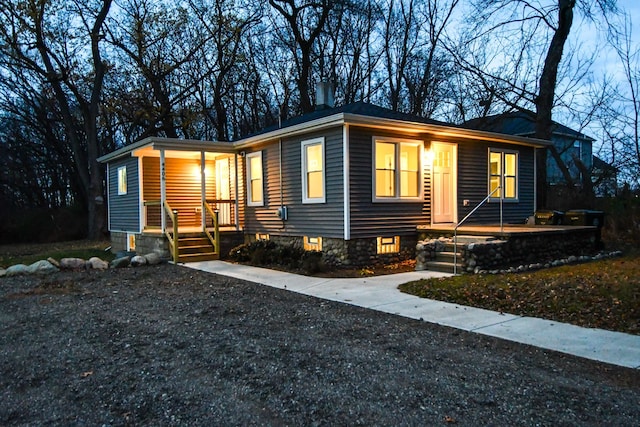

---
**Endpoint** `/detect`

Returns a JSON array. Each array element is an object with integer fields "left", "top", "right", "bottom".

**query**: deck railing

[
  {"left": 453, "top": 186, "right": 502, "bottom": 274},
  {"left": 203, "top": 202, "right": 220, "bottom": 255},
  {"left": 164, "top": 201, "right": 179, "bottom": 263},
  {"left": 205, "top": 199, "right": 236, "bottom": 227}
]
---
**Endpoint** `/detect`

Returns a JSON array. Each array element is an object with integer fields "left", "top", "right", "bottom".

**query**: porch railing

[
  {"left": 453, "top": 186, "right": 502, "bottom": 275},
  {"left": 203, "top": 202, "right": 220, "bottom": 255},
  {"left": 205, "top": 199, "right": 236, "bottom": 227},
  {"left": 164, "top": 201, "right": 179, "bottom": 263}
]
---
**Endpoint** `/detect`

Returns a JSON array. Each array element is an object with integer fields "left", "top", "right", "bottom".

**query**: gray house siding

[
  {"left": 457, "top": 140, "right": 536, "bottom": 224},
  {"left": 349, "top": 126, "right": 429, "bottom": 239},
  {"left": 108, "top": 156, "right": 140, "bottom": 232},
  {"left": 244, "top": 126, "right": 345, "bottom": 238}
]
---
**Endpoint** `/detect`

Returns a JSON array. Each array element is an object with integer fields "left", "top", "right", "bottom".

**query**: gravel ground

[{"left": 1, "top": 264, "right": 639, "bottom": 426}]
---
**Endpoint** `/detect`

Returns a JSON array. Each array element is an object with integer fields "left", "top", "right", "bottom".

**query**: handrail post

[
  {"left": 172, "top": 210, "right": 179, "bottom": 263},
  {"left": 214, "top": 210, "right": 220, "bottom": 254}
]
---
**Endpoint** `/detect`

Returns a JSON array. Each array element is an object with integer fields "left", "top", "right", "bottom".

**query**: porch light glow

[{"left": 423, "top": 148, "right": 434, "bottom": 165}]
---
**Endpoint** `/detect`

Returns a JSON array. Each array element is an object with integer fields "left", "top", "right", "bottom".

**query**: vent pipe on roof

[{"left": 316, "top": 81, "right": 335, "bottom": 110}]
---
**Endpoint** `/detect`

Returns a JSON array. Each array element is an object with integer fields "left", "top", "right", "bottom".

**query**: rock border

[{"left": 0, "top": 252, "right": 165, "bottom": 278}]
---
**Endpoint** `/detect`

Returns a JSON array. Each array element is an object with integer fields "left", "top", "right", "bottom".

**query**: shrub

[{"left": 228, "top": 240, "right": 326, "bottom": 274}]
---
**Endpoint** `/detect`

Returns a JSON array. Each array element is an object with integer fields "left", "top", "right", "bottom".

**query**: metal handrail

[
  {"left": 453, "top": 186, "right": 502, "bottom": 274},
  {"left": 164, "top": 201, "right": 179, "bottom": 263}
]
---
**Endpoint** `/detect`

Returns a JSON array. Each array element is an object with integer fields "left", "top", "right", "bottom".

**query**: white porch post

[
  {"left": 201, "top": 151, "right": 206, "bottom": 230},
  {"left": 234, "top": 153, "right": 240, "bottom": 231},
  {"left": 160, "top": 149, "right": 166, "bottom": 231}
]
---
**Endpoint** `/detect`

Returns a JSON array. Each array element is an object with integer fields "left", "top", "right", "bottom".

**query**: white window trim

[
  {"left": 372, "top": 137, "right": 423, "bottom": 202},
  {"left": 117, "top": 166, "right": 127, "bottom": 195},
  {"left": 488, "top": 148, "right": 519, "bottom": 202},
  {"left": 246, "top": 151, "right": 264, "bottom": 207},
  {"left": 301, "top": 137, "right": 326, "bottom": 204}
]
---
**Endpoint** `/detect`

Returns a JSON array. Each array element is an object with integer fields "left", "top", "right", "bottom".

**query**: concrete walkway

[{"left": 185, "top": 260, "right": 640, "bottom": 369}]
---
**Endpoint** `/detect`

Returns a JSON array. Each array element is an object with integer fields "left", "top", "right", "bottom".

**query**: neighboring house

[
  {"left": 464, "top": 111, "right": 602, "bottom": 188},
  {"left": 98, "top": 101, "right": 549, "bottom": 265}
]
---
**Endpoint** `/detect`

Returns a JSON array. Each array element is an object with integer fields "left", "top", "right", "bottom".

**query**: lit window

[
  {"left": 489, "top": 149, "right": 518, "bottom": 200},
  {"left": 302, "top": 138, "right": 325, "bottom": 203},
  {"left": 303, "top": 236, "right": 322, "bottom": 251},
  {"left": 374, "top": 138, "right": 422, "bottom": 201},
  {"left": 377, "top": 236, "right": 400, "bottom": 254},
  {"left": 127, "top": 233, "right": 136, "bottom": 251},
  {"left": 117, "top": 166, "right": 127, "bottom": 195},
  {"left": 246, "top": 152, "right": 263, "bottom": 206},
  {"left": 256, "top": 233, "right": 270, "bottom": 240}
]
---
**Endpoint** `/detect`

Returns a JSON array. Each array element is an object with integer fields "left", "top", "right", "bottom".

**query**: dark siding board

[
  {"left": 349, "top": 126, "right": 429, "bottom": 238},
  {"left": 457, "top": 141, "right": 536, "bottom": 224},
  {"left": 109, "top": 156, "right": 140, "bottom": 232},
  {"left": 244, "top": 127, "right": 345, "bottom": 238}
]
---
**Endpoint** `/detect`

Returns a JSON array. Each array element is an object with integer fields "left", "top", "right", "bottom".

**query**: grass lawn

[{"left": 399, "top": 252, "right": 640, "bottom": 335}]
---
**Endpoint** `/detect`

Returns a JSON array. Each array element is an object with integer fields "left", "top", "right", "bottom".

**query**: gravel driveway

[{"left": 1, "top": 264, "right": 639, "bottom": 426}]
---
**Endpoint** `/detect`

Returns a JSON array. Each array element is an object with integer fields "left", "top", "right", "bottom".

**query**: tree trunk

[{"left": 534, "top": 0, "right": 576, "bottom": 208}]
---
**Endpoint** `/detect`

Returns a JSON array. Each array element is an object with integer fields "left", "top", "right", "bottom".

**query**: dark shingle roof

[
  {"left": 463, "top": 111, "right": 594, "bottom": 141},
  {"left": 240, "top": 101, "right": 449, "bottom": 140}
]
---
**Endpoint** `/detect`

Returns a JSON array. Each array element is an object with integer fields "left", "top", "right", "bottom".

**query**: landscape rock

[
  {"left": 47, "top": 257, "right": 60, "bottom": 268},
  {"left": 6, "top": 264, "right": 28, "bottom": 277},
  {"left": 27, "top": 260, "right": 59, "bottom": 275},
  {"left": 144, "top": 252, "right": 162, "bottom": 265},
  {"left": 110, "top": 256, "right": 130, "bottom": 268},
  {"left": 88, "top": 257, "right": 109, "bottom": 270},
  {"left": 60, "top": 258, "right": 87, "bottom": 270},
  {"left": 131, "top": 255, "right": 147, "bottom": 267},
  {"left": 0, "top": 268, "right": 6, "bottom": 278}
]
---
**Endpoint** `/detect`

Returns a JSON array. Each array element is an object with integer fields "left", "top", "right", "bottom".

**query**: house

[
  {"left": 98, "top": 101, "right": 550, "bottom": 266},
  {"left": 463, "top": 110, "right": 613, "bottom": 191}
]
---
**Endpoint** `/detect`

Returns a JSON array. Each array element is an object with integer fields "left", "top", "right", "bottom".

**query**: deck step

[
  {"left": 178, "top": 252, "right": 220, "bottom": 263},
  {"left": 424, "top": 261, "right": 458, "bottom": 274}
]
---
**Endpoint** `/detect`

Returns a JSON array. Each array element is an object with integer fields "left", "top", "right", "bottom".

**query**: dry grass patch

[{"left": 399, "top": 253, "right": 640, "bottom": 335}]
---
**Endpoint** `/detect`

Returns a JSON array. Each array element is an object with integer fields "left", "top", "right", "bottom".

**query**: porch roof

[{"left": 97, "top": 137, "right": 235, "bottom": 163}]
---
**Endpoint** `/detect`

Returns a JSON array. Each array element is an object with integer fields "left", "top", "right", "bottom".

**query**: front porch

[
  {"left": 132, "top": 142, "right": 244, "bottom": 262},
  {"left": 417, "top": 224, "right": 603, "bottom": 274}
]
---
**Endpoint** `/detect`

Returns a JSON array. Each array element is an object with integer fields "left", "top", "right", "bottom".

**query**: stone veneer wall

[
  {"left": 250, "top": 234, "right": 417, "bottom": 267},
  {"left": 462, "top": 228, "right": 599, "bottom": 273},
  {"left": 417, "top": 227, "right": 600, "bottom": 273}
]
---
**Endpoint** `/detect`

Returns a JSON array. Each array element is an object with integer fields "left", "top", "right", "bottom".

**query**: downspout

[
  {"left": 234, "top": 153, "right": 240, "bottom": 231},
  {"left": 533, "top": 149, "right": 538, "bottom": 211},
  {"left": 279, "top": 138, "right": 285, "bottom": 229}
]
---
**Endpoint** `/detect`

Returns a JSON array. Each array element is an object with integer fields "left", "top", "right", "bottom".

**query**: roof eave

[{"left": 97, "top": 137, "right": 232, "bottom": 163}]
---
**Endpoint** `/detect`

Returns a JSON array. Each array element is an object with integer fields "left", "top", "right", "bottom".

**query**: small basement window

[
  {"left": 127, "top": 233, "right": 136, "bottom": 251},
  {"left": 303, "top": 236, "right": 322, "bottom": 251},
  {"left": 117, "top": 166, "right": 127, "bottom": 195},
  {"left": 256, "top": 233, "right": 270, "bottom": 241},
  {"left": 377, "top": 236, "right": 400, "bottom": 254}
]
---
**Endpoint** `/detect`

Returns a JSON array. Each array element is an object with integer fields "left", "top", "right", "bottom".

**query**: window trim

[
  {"left": 117, "top": 166, "right": 127, "bottom": 195},
  {"left": 372, "top": 137, "right": 423, "bottom": 202},
  {"left": 377, "top": 236, "right": 400, "bottom": 254},
  {"left": 301, "top": 137, "right": 326, "bottom": 204},
  {"left": 246, "top": 151, "right": 264, "bottom": 207},
  {"left": 488, "top": 148, "right": 519, "bottom": 202},
  {"left": 303, "top": 236, "right": 323, "bottom": 251}
]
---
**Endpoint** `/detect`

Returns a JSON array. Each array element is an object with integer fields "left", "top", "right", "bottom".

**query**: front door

[
  {"left": 215, "top": 158, "right": 231, "bottom": 226},
  {"left": 432, "top": 142, "right": 457, "bottom": 224}
]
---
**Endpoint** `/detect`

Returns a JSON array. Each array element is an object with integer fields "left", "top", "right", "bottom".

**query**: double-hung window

[
  {"left": 489, "top": 149, "right": 518, "bottom": 200},
  {"left": 302, "top": 137, "right": 325, "bottom": 203},
  {"left": 117, "top": 166, "right": 127, "bottom": 195},
  {"left": 373, "top": 137, "right": 422, "bottom": 201},
  {"left": 246, "top": 151, "right": 263, "bottom": 206}
]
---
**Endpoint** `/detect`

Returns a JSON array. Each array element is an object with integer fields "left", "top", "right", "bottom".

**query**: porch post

[
  {"left": 234, "top": 153, "right": 240, "bottom": 231},
  {"left": 201, "top": 151, "right": 206, "bottom": 230},
  {"left": 160, "top": 149, "right": 166, "bottom": 231}
]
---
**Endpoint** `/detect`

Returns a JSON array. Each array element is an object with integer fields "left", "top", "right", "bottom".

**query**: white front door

[
  {"left": 215, "top": 158, "right": 231, "bottom": 226},
  {"left": 432, "top": 142, "right": 457, "bottom": 224}
]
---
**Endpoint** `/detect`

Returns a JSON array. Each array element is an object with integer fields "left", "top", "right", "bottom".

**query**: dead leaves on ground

[{"left": 399, "top": 255, "right": 640, "bottom": 335}]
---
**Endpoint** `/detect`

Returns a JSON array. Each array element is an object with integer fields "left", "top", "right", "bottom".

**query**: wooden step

[
  {"left": 424, "top": 261, "right": 458, "bottom": 274},
  {"left": 178, "top": 252, "right": 220, "bottom": 263}
]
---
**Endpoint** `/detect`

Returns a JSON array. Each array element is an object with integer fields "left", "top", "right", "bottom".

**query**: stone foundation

[{"left": 247, "top": 234, "right": 416, "bottom": 267}]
